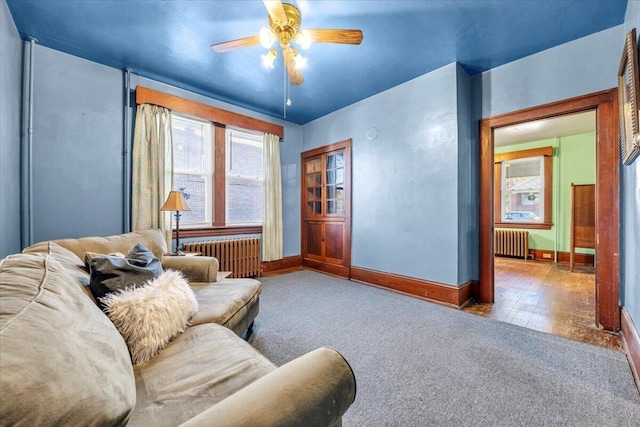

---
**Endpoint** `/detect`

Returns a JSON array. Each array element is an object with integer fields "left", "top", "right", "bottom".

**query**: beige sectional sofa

[{"left": 0, "top": 229, "right": 356, "bottom": 426}]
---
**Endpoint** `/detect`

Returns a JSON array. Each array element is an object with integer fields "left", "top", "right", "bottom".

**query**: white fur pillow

[{"left": 100, "top": 270, "right": 198, "bottom": 364}]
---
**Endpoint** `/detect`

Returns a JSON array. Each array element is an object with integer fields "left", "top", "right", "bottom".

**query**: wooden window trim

[
  {"left": 136, "top": 87, "right": 280, "bottom": 235},
  {"left": 173, "top": 226, "right": 262, "bottom": 239},
  {"left": 495, "top": 222, "right": 552, "bottom": 230},
  {"left": 494, "top": 146, "right": 552, "bottom": 162},
  {"left": 214, "top": 124, "right": 226, "bottom": 226},
  {"left": 136, "top": 86, "right": 283, "bottom": 138},
  {"left": 494, "top": 146, "right": 553, "bottom": 227}
]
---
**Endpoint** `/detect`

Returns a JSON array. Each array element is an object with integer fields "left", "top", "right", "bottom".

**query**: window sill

[
  {"left": 173, "top": 226, "right": 262, "bottom": 238},
  {"left": 495, "top": 222, "right": 552, "bottom": 230}
]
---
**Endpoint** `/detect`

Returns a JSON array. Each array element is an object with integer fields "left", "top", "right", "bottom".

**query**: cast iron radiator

[
  {"left": 182, "top": 238, "right": 261, "bottom": 278},
  {"left": 494, "top": 229, "right": 529, "bottom": 260}
]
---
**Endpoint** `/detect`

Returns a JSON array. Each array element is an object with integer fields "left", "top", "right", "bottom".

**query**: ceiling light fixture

[
  {"left": 293, "top": 52, "right": 307, "bottom": 69},
  {"left": 294, "top": 29, "right": 311, "bottom": 50},
  {"left": 259, "top": 27, "right": 276, "bottom": 48},
  {"left": 211, "top": 1, "right": 363, "bottom": 86},
  {"left": 261, "top": 48, "right": 277, "bottom": 68}
]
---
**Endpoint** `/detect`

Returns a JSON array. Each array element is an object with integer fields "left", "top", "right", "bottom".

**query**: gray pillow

[{"left": 88, "top": 243, "right": 163, "bottom": 308}]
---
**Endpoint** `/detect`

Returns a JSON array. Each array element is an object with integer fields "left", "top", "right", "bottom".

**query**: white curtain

[
  {"left": 262, "top": 133, "right": 283, "bottom": 261},
  {"left": 131, "top": 104, "right": 173, "bottom": 250}
]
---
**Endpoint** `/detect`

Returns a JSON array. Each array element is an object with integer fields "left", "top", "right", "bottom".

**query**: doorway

[{"left": 478, "top": 89, "right": 621, "bottom": 332}]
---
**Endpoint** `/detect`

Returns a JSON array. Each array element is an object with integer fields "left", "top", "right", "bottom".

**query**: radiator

[
  {"left": 494, "top": 229, "right": 529, "bottom": 260},
  {"left": 183, "top": 238, "right": 261, "bottom": 278}
]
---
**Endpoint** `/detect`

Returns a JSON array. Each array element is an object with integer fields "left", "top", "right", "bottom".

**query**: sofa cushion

[
  {"left": 101, "top": 270, "right": 198, "bottom": 364},
  {"left": 190, "top": 278, "right": 261, "bottom": 332},
  {"left": 88, "top": 243, "right": 163, "bottom": 306},
  {"left": 129, "top": 323, "right": 276, "bottom": 427},
  {"left": 23, "top": 240, "right": 96, "bottom": 303},
  {"left": 47, "top": 229, "right": 168, "bottom": 261},
  {"left": 0, "top": 253, "right": 136, "bottom": 425}
]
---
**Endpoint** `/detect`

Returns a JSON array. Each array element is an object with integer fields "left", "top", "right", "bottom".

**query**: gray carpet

[{"left": 249, "top": 270, "right": 640, "bottom": 426}]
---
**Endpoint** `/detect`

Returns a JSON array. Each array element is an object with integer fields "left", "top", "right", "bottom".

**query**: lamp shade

[{"left": 160, "top": 191, "right": 191, "bottom": 212}]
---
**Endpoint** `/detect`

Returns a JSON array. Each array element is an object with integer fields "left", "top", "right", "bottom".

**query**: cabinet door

[
  {"left": 304, "top": 156, "right": 323, "bottom": 218},
  {"left": 325, "top": 151, "right": 346, "bottom": 216},
  {"left": 324, "top": 222, "right": 346, "bottom": 264},
  {"left": 304, "top": 221, "right": 324, "bottom": 261}
]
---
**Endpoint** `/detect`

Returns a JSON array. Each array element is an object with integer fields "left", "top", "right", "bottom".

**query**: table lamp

[{"left": 160, "top": 190, "right": 191, "bottom": 255}]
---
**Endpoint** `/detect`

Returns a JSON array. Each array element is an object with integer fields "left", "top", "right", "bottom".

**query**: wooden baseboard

[
  {"left": 262, "top": 255, "right": 302, "bottom": 275},
  {"left": 528, "top": 249, "right": 594, "bottom": 265},
  {"left": 556, "top": 251, "right": 594, "bottom": 265},
  {"left": 621, "top": 308, "right": 640, "bottom": 395},
  {"left": 529, "top": 249, "right": 555, "bottom": 261},
  {"left": 350, "top": 266, "right": 477, "bottom": 308},
  {"left": 302, "top": 259, "right": 350, "bottom": 278}
]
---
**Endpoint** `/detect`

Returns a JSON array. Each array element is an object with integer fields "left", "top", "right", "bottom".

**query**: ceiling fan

[{"left": 211, "top": 0, "right": 363, "bottom": 85}]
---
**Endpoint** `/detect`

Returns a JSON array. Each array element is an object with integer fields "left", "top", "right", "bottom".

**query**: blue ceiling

[{"left": 6, "top": 0, "right": 628, "bottom": 124}]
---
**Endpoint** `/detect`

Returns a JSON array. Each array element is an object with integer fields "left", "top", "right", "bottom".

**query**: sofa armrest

[
  {"left": 162, "top": 256, "right": 219, "bottom": 283},
  {"left": 179, "top": 347, "right": 356, "bottom": 427}
]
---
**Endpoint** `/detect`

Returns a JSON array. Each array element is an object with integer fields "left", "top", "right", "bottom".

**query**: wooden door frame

[
  {"left": 479, "top": 88, "right": 621, "bottom": 331},
  {"left": 301, "top": 139, "right": 352, "bottom": 278}
]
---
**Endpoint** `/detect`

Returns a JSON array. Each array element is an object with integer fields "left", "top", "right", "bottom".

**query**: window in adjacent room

[{"left": 494, "top": 147, "right": 552, "bottom": 229}]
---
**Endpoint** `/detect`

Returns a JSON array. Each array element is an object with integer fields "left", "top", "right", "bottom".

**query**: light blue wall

[
  {"left": 474, "top": 25, "right": 623, "bottom": 119},
  {"left": 31, "top": 45, "right": 124, "bottom": 242},
  {"left": 622, "top": 0, "right": 640, "bottom": 330},
  {"left": 302, "top": 63, "right": 465, "bottom": 286},
  {"left": 0, "top": 0, "right": 22, "bottom": 257},
  {"left": 456, "top": 64, "right": 477, "bottom": 284}
]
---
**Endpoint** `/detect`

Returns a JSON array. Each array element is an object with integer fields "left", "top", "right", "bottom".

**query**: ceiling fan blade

[
  {"left": 283, "top": 46, "right": 304, "bottom": 86},
  {"left": 307, "top": 29, "right": 363, "bottom": 45},
  {"left": 263, "top": 0, "right": 287, "bottom": 23},
  {"left": 211, "top": 35, "right": 260, "bottom": 53}
]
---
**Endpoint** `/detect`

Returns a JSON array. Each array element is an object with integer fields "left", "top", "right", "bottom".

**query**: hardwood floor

[{"left": 463, "top": 257, "right": 622, "bottom": 351}]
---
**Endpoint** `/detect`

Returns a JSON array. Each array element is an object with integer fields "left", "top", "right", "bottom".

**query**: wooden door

[{"left": 301, "top": 140, "right": 351, "bottom": 277}]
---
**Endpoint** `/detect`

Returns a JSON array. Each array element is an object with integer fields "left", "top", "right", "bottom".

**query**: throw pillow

[
  {"left": 88, "top": 243, "right": 163, "bottom": 308},
  {"left": 84, "top": 251, "right": 126, "bottom": 269},
  {"left": 100, "top": 270, "right": 198, "bottom": 364}
]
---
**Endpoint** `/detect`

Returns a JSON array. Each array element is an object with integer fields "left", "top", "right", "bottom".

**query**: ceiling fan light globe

[
  {"left": 294, "top": 53, "right": 307, "bottom": 70},
  {"left": 295, "top": 29, "right": 312, "bottom": 50},
  {"left": 261, "top": 49, "right": 277, "bottom": 68},
  {"left": 259, "top": 27, "right": 276, "bottom": 48}
]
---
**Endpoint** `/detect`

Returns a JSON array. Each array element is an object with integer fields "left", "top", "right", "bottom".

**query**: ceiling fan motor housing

[{"left": 269, "top": 3, "right": 302, "bottom": 47}]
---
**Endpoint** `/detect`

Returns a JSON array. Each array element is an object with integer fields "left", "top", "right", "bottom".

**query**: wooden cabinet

[{"left": 301, "top": 140, "right": 351, "bottom": 277}]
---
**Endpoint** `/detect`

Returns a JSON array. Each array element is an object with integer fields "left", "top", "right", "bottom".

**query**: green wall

[{"left": 495, "top": 132, "right": 595, "bottom": 255}]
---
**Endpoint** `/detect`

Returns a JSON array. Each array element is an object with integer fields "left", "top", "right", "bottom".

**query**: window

[
  {"left": 170, "top": 115, "right": 264, "bottom": 230},
  {"left": 226, "top": 128, "right": 264, "bottom": 225},
  {"left": 501, "top": 156, "right": 543, "bottom": 222},
  {"left": 172, "top": 114, "right": 213, "bottom": 226},
  {"left": 494, "top": 146, "right": 552, "bottom": 229}
]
